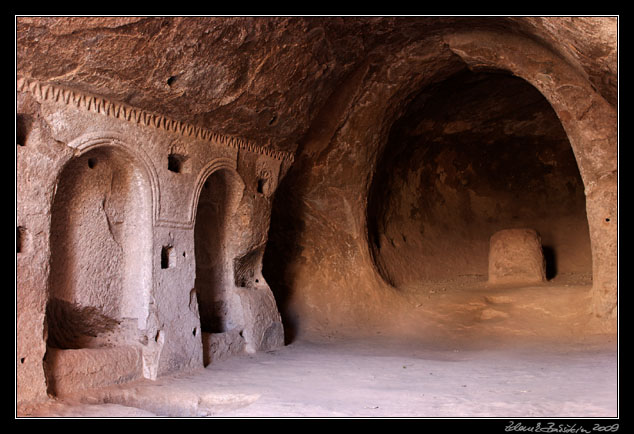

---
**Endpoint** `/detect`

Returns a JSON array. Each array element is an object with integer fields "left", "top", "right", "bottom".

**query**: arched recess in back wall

[
  {"left": 367, "top": 67, "right": 593, "bottom": 284},
  {"left": 47, "top": 132, "right": 157, "bottom": 351},
  {"left": 358, "top": 31, "right": 616, "bottom": 310},
  {"left": 361, "top": 30, "right": 616, "bottom": 317}
]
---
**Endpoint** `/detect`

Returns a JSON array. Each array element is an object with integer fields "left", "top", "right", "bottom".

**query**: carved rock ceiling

[{"left": 16, "top": 16, "right": 617, "bottom": 154}]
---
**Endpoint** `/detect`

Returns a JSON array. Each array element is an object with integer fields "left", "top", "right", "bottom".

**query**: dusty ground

[{"left": 16, "top": 278, "right": 618, "bottom": 419}]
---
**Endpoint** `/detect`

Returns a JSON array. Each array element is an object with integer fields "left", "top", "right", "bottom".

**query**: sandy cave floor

[{"left": 17, "top": 278, "right": 618, "bottom": 418}]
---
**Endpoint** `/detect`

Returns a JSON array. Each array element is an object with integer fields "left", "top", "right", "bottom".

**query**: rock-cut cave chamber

[
  {"left": 367, "top": 70, "right": 592, "bottom": 290},
  {"left": 16, "top": 17, "right": 617, "bottom": 418}
]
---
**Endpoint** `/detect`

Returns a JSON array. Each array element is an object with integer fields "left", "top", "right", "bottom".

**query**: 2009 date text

[{"left": 505, "top": 421, "right": 619, "bottom": 433}]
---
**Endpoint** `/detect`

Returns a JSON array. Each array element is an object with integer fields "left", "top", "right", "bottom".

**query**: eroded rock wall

[
  {"left": 16, "top": 16, "right": 618, "bottom": 404},
  {"left": 367, "top": 71, "right": 592, "bottom": 287},
  {"left": 16, "top": 78, "right": 289, "bottom": 403},
  {"left": 264, "top": 25, "right": 617, "bottom": 340}
]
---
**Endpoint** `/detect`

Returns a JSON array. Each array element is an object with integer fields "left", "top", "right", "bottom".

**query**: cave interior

[{"left": 16, "top": 16, "right": 618, "bottom": 418}]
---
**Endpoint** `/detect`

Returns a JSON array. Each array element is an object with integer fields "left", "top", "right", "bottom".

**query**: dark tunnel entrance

[{"left": 367, "top": 69, "right": 592, "bottom": 290}]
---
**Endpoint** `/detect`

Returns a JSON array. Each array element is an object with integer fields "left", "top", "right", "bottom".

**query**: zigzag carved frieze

[{"left": 17, "top": 76, "right": 295, "bottom": 163}]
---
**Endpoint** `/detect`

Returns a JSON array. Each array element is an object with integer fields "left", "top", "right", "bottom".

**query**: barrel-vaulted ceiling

[{"left": 16, "top": 16, "right": 617, "bottom": 154}]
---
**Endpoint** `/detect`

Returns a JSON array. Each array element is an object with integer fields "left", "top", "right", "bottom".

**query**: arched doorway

[
  {"left": 45, "top": 144, "right": 152, "bottom": 395},
  {"left": 367, "top": 69, "right": 593, "bottom": 290},
  {"left": 441, "top": 31, "right": 617, "bottom": 318},
  {"left": 193, "top": 167, "right": 245, "bottom": 365}
]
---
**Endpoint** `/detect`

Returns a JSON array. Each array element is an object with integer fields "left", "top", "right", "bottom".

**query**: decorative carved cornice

[{"left": 17, "top": 76, "right": 295, "bottom": 163}]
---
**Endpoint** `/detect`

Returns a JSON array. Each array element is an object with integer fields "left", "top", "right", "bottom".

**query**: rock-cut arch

[
  {"left": 47, "top": 134, "right": 154, "bottom": 353},
  {"left": 192, "top": 159, "right": 246, "bottom": 365},
  {"left": 440, "top": 31, "right": 617, "bottom": 318},
  {"left": 366, "top": 68, "right": 593, "bottom": 292}
]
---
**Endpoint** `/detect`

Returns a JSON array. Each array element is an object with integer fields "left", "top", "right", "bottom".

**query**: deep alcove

[
  {"left": 194, "top": 167, "right": 251, "bottom": 366},
  {"left": 44, "top": 146, "right": 153, "bottom": 396},
  {"left": 367, "top": 70, "right": 592, "bottom": 290},
  {"left": 194, "top": 170, "right": 236, "bottom": 334},
  {"left": 47, "top": 146, "right": 152, "bottom": 351}
]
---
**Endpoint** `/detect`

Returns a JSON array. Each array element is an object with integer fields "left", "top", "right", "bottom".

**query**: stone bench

[{"left": 488, "top": 228, "right": 546, "bottom": 285}]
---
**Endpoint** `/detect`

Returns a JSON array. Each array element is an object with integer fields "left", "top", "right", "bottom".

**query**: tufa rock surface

[
  {"left": 16, "top": 17, "right": 617, "bottom": 154},
  {"left": 16, "top": 17, "right": 617, "bottom": 407},
  {"left": 488, "top": 229, "right": 547, "bottom": 285}
]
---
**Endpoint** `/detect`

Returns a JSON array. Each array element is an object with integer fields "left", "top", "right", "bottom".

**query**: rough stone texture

[
  {"left": 15, "top": 17, "right": 617, "bottom": 154},
  {"left": 366, "top": 71, "right": 591, "bottom": 286},
  {"left": 263, "top": 23, "right": 617, "bottom": 341},
  {"left": 48, "top": 145, "right": 153, "bottom": 345},
  {"left": 44, "top": 346, "right": 143, "bottom": 396},
  {"left": 16, "top": 75, "right": 287, "bottom": 404},
  {"left": 442, "top": 30, "right": 617, "bottom": 318},
  {"left": 16, "top": 17, "right": 617, "bottom": 408},
  {"left": 488, "top": 229, "right": 546, "bottom": 285},
  {"left": 201, "top": 330, "right": 245, "bottom": 366}
]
